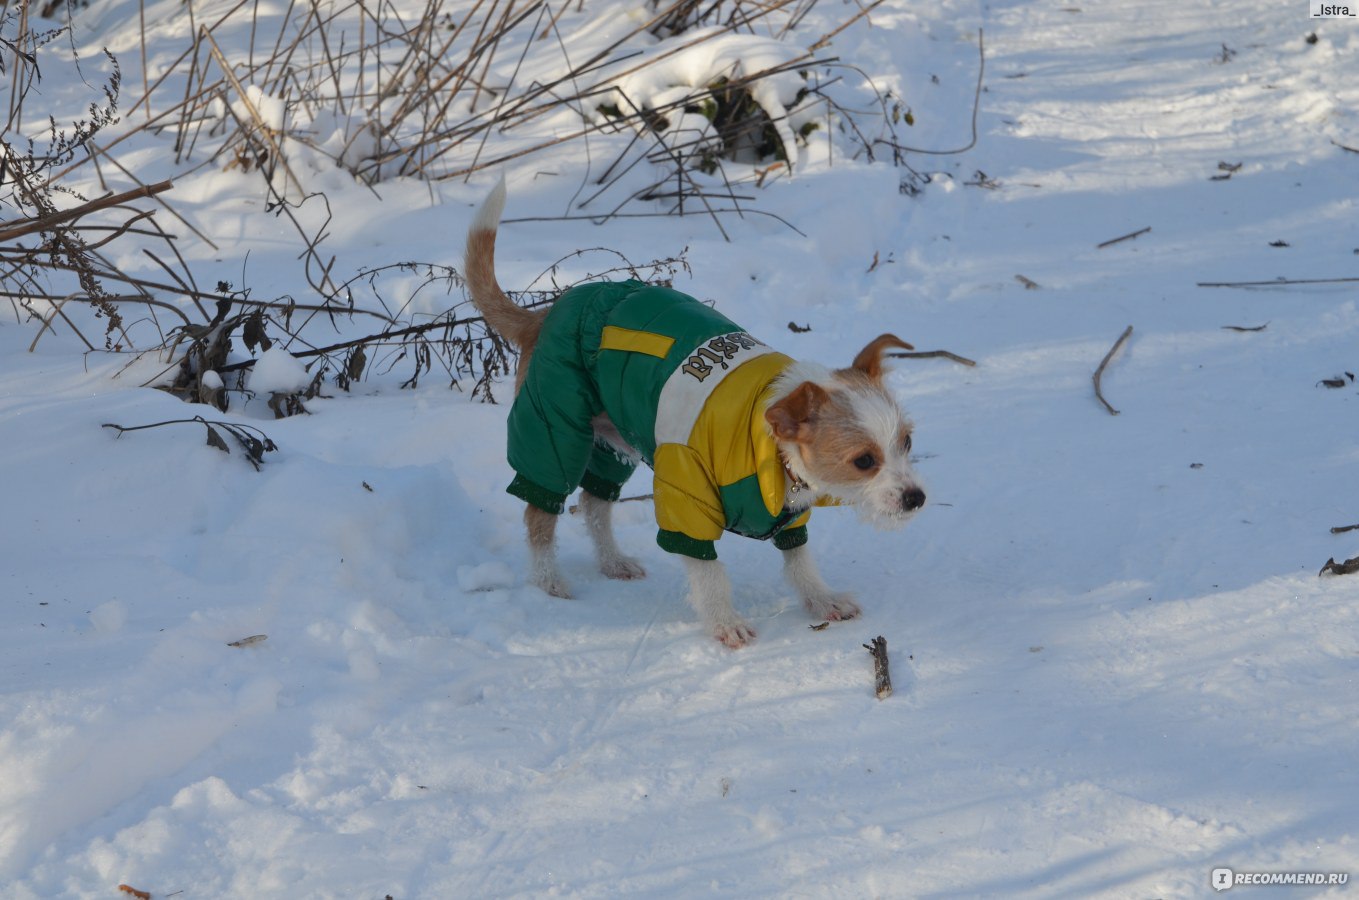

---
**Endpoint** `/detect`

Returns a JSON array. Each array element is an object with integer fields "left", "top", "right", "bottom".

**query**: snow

[
  {"left": 594, "top": 29, "right": 809, "bottom": 167},
  {"left": 249, "top": 346, "right": 312, "bottom": 394},
  {"left": 2, "top": 0, "right": 1358, "bottom": 897},
  {"left": 238, "top": 84, "right": 286, "bottom": 133}
]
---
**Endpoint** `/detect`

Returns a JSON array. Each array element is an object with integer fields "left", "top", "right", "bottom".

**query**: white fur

[
  {"left": 581, "top": 491, "right": 646, "bottom": 581},
  {"left": 770, "top": 359, "right": 833, "bottom": 398},
  {"left": 472, "top": 175, "right": 508, "bottom": 234},
  {"left": 682, "top": 557, "right": 756, "bottom": 648},
  {"left": 683, "top": 543, "right": 862, "bottom": 647},
  {"left": 529, "top": 533, "right": 570, "bottom": 599},
  {"left": 782, "top": 543, "right": 861, "bottom": 621},
  {"left": 842, "top": 386, "right": 925, "bottom": 527}
]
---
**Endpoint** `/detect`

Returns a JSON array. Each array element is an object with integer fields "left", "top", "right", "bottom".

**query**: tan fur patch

[
  {"left": 790, "top": 389, "right": 888, "bottom": 485},
  {"left": 849, "top": 333, "right": 914, "bottom": 382}
]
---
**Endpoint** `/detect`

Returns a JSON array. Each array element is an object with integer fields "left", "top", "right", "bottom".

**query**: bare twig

[
  {"left": 1222, "top": 323, "right": 1268, "bottom": 332},
  {"left": 200, "top": 28, "right": 307, "bottom": 197},
  {"left": 808, "top": 0, "right": 885, "bottom": 51},
  {"left": 888, "top": 349, "right": 977, "bottom": 367},
  {"left": 214, "top": 314, "right": 482, "bottom": 373},
  {"left": 1093, "top": 325, "right": 1133, "bottom": 416},
  {"left": 1096, "top": 226, "right": 1150, "bottom": 249},
  {"left": 1331, "top": 523, "right": 1359, "bottom": 535},
  {"left": 26, "top": 293, "right": 95, "bottom": 352},
  {"left": 0, "top": 180, "right": 173, "bottom": 243},
  {"left": 568, "top": 492, "right": 653, "bottom": 514},
  {"left": 1198, "top": 277, "right": 1359, "bottom": 288},
  {"left": 103, "top": 416, "right": 279, "bottom": 470},
  {"left": 873, "top": 28, "right": 984, "bottom": 158}
]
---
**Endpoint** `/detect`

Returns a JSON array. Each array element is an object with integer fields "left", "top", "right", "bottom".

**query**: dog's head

[{"left": 765, "top": 334, "right": 926, "bottom": 528}]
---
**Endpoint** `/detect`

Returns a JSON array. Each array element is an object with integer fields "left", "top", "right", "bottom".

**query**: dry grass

[{"left": 2, "top": 0, "right": 921, "bottom": 418}]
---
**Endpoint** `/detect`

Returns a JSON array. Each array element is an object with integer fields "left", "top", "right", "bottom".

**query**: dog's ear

[
  {"left": 850, "top": 334, "right": 914, "bottom": 382},
  {"left": 765, "top": 382, "right": 830, "bottom": 443}
]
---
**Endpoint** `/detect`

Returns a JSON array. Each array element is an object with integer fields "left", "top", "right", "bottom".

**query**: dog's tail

[{"left": 464, "top": 176, "right": 543, "bottom": 351}]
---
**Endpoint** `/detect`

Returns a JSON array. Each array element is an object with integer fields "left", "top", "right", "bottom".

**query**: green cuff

[
  {"left": 507, "top": 474, "right": 566, "bottom": 515},
  {"left": 657, "top": 529, "right": 718, "bottom": 560},
  {"left": 773, "top": 524, "right": 808, "bottom": 551},
  {"left": 579, "top": 469, "right": 625, "bottom": 502}
]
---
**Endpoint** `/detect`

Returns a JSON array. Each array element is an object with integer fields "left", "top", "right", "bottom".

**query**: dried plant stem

[
  {"left": 27, "top": 293, "right": 96, "bottom": 353},
  {"left": 1198, "top": 277, "right": 1359, "bottom": 288},
  {"left": 0, "top": 180, "right": 173, "bottom": 243},
  {"left": 200, "top": 28, "right": 307, "bottom": 197},
  {"left": 1093, "top": 325, "right": 1133, "bottom": 416},
  {"left": 888, "top": 349, "right": 977, "bottom": 367},
  {"left": 809, "top": 0, "right": 885, "bottom": 51},
  {"left": 215, "top": 314, "right": 481, "bottom": 373},
  {"left": 1096, "top": 226, "right": 1150, "bottom": 249},
  {"left": 875, "top": 28, "right": 984, "bottom": 158}
]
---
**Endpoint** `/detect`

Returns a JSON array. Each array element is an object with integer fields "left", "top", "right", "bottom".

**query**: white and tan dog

[{"left": 464, "top": 179, "right": 925, "bottom": 648}]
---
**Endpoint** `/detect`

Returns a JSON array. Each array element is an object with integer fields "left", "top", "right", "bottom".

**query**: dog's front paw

[
  {"left": 712, "top": 618, "right": 756, "bottom": 649},
  {"left": 804, "top": 591, "right": 861, "bottom": 622},
  {"left": 599, "top": 554, "right": 646, "bottom": 581},
  {"left": 532, "top": 571, "right": 573, "bottom": 599}
]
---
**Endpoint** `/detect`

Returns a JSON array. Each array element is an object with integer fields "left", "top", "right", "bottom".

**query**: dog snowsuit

[{"left": 505, "top": 280, "right": 817, "bottom": 560}]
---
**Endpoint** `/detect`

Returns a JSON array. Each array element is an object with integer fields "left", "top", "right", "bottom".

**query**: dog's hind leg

[
  {"left": 525, "top": 505, "right": 572, "bottom": 599},
  {"left": 682, "top": 557, "right": 756, "bottom": 648},
  {"left": 580, "top": 491, "right": 646, "bottom": 581},
  {"left": 781, "top": 543, "right": 861, "bottom": 621}
]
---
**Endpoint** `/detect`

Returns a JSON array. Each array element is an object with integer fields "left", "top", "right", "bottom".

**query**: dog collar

[{"left": 781, "top": 453, "right": 813, "bottom": 497}]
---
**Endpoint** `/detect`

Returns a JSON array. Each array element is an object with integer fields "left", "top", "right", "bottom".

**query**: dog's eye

[
  {"left": 902, "top": 434, "right": 913, "bottom": 453},
  {"left": 853, "top": 453, "right": 877, "bottom": 471}
]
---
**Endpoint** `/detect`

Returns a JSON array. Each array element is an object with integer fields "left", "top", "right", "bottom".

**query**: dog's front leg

[
  {"left": 579, "top": 491, "right": 646, "bottom": 581},
  {"left": 682, "top": 557, "right": 756, "bottom": 648},
  {"left": 781, "top": 543, "right": 861, "bottom": 622}
]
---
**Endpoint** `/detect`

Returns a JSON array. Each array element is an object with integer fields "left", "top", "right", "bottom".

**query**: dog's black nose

[{"left": 902, "top": 487, "right": 926, "bottom": 511}]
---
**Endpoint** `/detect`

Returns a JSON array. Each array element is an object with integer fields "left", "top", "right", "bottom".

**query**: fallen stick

[
  {"left": 888, "top": 349, "right": 978, "bottom": 367},
  {"left": 1331, "top": 523, "right": 1359, "bottom": 535},
  {"left": 227, "top": 634, "right": 268, "bottom": 647},
  {"left": 1093, "top": 325, "right": 1133, "bottom": 416},
  {"left": 568, "top": 493, "right": 653, "bottom": 514},
  {"left": 1198, "top": 277, "right": 1359, "bottom": 288},
  {"left": 1221, "top": 323, "right": 1268, "bottom": 332},
  {"left": 1097, "top": 226, "right": 1150, "bottom": 249},
  {"left": 864, "top": 636, "right": 892, "bottom": 700}
]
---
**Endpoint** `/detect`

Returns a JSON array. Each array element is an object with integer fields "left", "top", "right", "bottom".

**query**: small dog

[{"left": 464, "top": 179, "right": 925, "bottom": 648}]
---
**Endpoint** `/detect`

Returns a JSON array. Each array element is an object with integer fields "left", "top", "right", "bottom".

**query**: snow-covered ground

[{"left": 3, "top": 0, "right": 1358, "bottom": 896}]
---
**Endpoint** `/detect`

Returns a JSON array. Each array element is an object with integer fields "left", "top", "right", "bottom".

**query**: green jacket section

[{"left": 505, "top": 280, "right": 812, "bottom": 559}]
